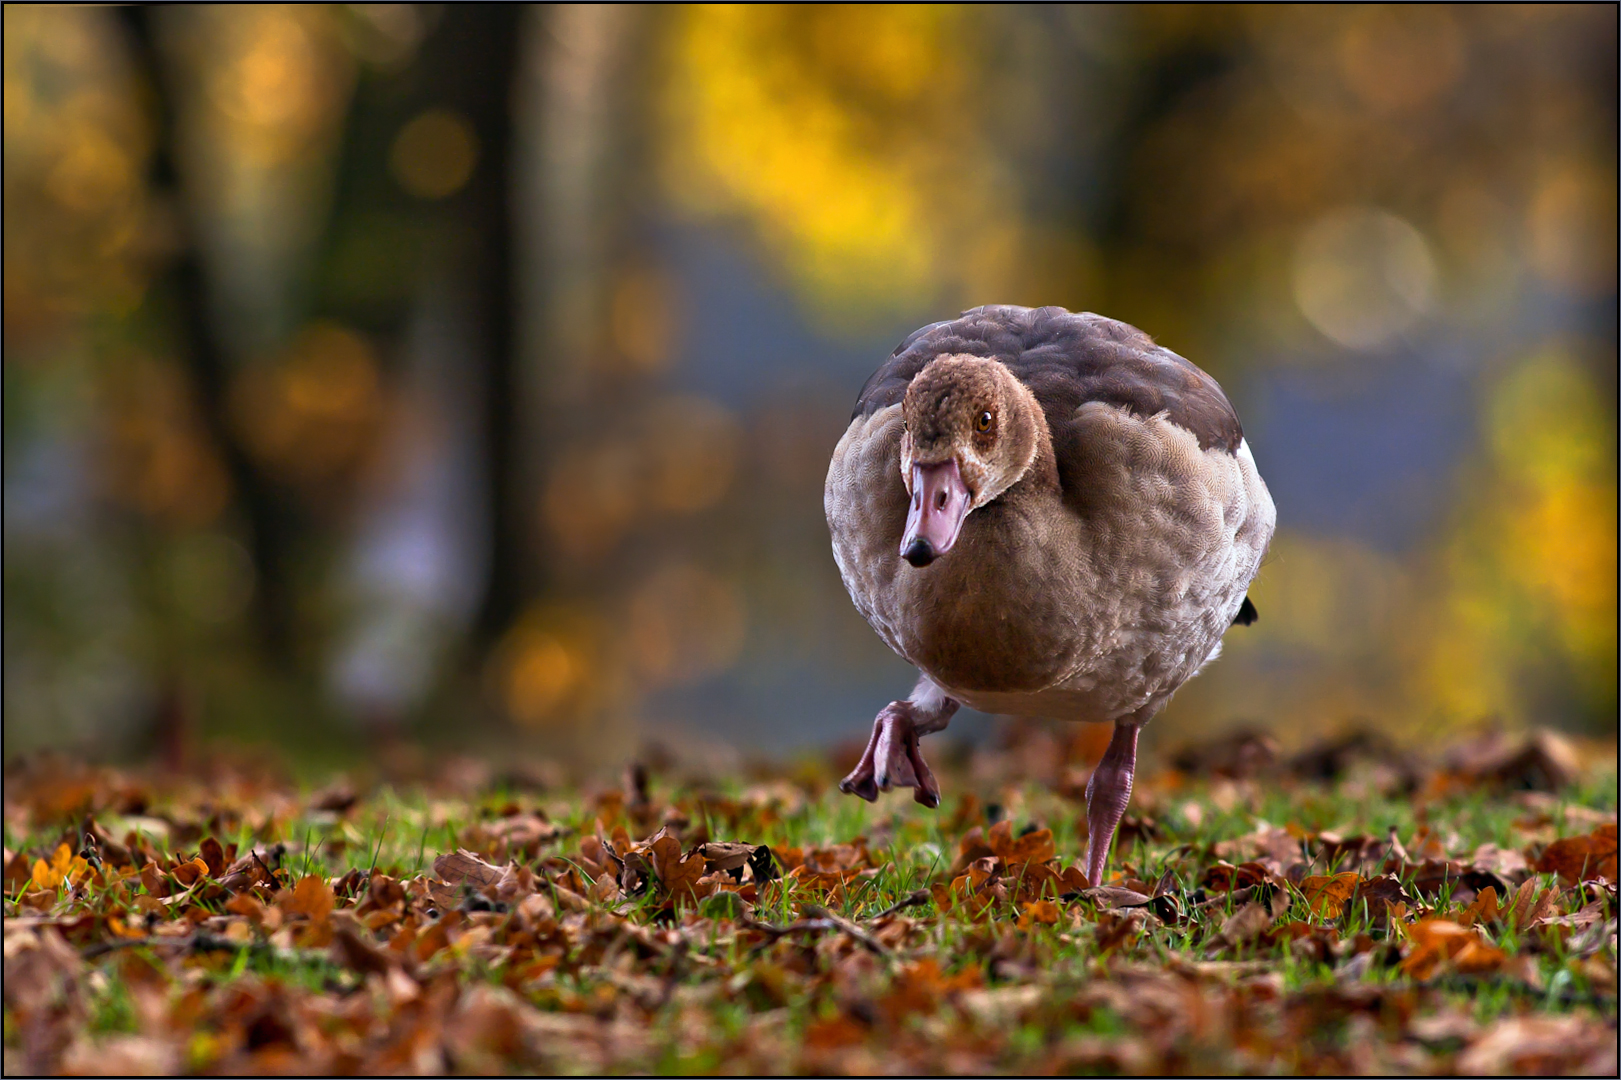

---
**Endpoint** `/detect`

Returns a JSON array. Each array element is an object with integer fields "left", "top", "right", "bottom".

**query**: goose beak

[{"left": 901, "top": 459, "right": 971, "bottom": 567}]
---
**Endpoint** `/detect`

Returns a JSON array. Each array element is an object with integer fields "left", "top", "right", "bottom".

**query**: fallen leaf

[
  {"left": 1285, "top": 729, "right": 1413, "bottom": 785},
  {"left": 1448, "top": 730, "right": 1581, "bottom": 792},
  {"left": 482, "top": 813, "right": 564, "bottom": 859},
  {"left": 1353, "top": 873, "right": 1414, "bottom": 923},
  {"left": 1080, "top": 886, "right": 1153, "bottom": 910},
  {"left": 699, "top": 841, "right": 756, "bottom": 876},
  {"left": 803, "top": 1015, "right": 868, "bottom": 1050},
  {"left": 1219, "top": 902, "right": 1273, "bottom": 946},
  {"left": 1459, "top": 885, "right": 1499, "bottom": 926},
  {"left": 1534, "top": 898, "right": 1609, "bottom": 931},
  {"left": 1267, "top": 920, "right": 1339, "bottom": 964},
  {"left": 310, "top": 783, "right": 358, "bottom": 813},
  {"left": 1456, "top": 1014, "right": 1616, "bottom": 1074},
  {"left": 956, "top": 984, "right": 1044, "bottom": 1026},
  {"left": 617, "top": 849, "right": 651, "bottom": 896},
  {"left": 1017, "top": 899, "right": 1060, "bottom": 927},
  {"left": 1, "top": 727, "right": 1612, "bottom": 1076},
  {"left": 168, "top": 856, "right": 208, "bottom": 888},
  {"left": 1171, "top": 729, "right": 1278, "bottom": 778},
  {"left": 748, "top": 845, "right": 778, "bottom": 884},
  {"left": 198, "top": 837, "right": 227, "bottom": 878},
  {"left": 434, "top": 850, "right": 505, "bottom": 891},
  {"left": 648, "top": 833, "right": 706, "bottom": 900},
  {"left": 1503, "top": 878, "right": 1559, "bottom": 929},
  {"left": 1117, "top": 816, "right": 1159, "bottom": 847},
  {"left": 1468, "top": 842, "right": 1530, "bottom": 880},
  {"left": 3, "top": 850, "right": 32, "bottom": 888},
  {"left": 1201, "top": 861, "right": 1274, "bottom": 892},
  {"left": 698, "top": 891, "right": 748, "bottom": 920},
  {"left": 987, "top": 820, "right": 1055, "bottom": 865},
  {"left": 1315, "top": 833, "right": 1384, "bottom": 873},
  {"left": 1399, "top": 919, "right": 1506, "bottom": 980},
  {"left": 1575, "top": 953, "right": 1617, "bottom": 990},
  {"left": 1533, "top": 823, "right": 1618, "bottom": 884},
  {"left": 137, "top": 863, "right": 170, "bottom": 899},
  {"left": 1216, "top": 824, "right": 1303, "bottom": 868},
  {"left": 1094, "top": 909, "right": 1151, "bottom": 951},
  {"left": 224, "top": 893, "right": 266, "bottom": 925},
  {"left": 280, "top": 875, "right": 335, "bottom": 923},
  {"left": 1299, "top": 872, "right": 1360, "bottom": 918},
  {"left": 31, "top": 844, "right": 92, "bottom": 891},
  {"left": 332, "top": 918, "right": 399, "bottom": 976}
]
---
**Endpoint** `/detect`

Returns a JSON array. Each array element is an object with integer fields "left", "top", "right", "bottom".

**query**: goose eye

[{"left": 976, "top": 411, "right": 993, "bottom": 433}]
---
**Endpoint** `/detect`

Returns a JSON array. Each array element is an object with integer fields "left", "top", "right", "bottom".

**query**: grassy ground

[{"left": 3, "top": 728, "right": 1616, "bottom": 1074}]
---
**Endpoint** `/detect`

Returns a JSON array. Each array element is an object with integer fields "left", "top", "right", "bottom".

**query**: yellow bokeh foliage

[
  {"left": 4, "top": 5, "right": 153, "bottom": 331},
  {"left": 660, "top": 5, "right": 1030, "bottom": 322},
  {"left": 1422, "top": 348, "right": 1617, "bottom": 726}
]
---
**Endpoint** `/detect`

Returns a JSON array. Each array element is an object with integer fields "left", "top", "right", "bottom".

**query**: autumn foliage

[{"left": 2, "top": 729, "right": 1616, "bottom": 1075}]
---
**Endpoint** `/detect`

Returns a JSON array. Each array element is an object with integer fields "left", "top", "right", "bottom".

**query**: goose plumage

[{"left": 825, "top": 305, "right": 1276, "bottom": 886}]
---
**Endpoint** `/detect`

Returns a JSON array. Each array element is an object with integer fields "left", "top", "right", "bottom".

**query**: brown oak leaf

[
  {"left": 1299, "top": 871, "right": 1360, "bottom": 918},
  {"left": 987, "top": 820, "right": 1056, "bottom": 865},
  {"left": 1400, "top": 919, "right": 1506, "bottom": 980},
  {"left": 281, "top": 875, "right": 335, "bottom": 923},
  {"left": 1533, "top": 823, "right": 1618, "bottom": 884},
  {"left": 649, "top": 833, "right": 705, "bottom": 900},
  {"left": 198, "top": 837, "right": 227, "bottom": 878},
  {"left": 433, "top": 849, "right": 505, "bottom": 894}
]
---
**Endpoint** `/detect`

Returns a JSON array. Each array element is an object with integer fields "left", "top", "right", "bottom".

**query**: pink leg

[
  {"left": 1084, "top": 722, "right": 1140, "bottom": 888},
  {"left": 839, "top": 677, "right": 958, "bottom": 808}
]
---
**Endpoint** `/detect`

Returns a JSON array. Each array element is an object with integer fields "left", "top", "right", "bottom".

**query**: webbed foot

[{"left": 839, "top": 701, "right": 943, "bottom": 808}]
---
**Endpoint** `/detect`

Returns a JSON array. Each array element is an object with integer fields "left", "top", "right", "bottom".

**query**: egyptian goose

[{"left": 825, "top": 305, "right": 1275, "bottom": 887}]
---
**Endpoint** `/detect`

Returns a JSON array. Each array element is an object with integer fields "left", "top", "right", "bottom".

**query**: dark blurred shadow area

[{"left": 4, "top": 6, "right": 1615, "bottom": 772}]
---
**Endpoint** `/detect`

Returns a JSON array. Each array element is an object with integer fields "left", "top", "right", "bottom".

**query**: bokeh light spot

[
  {"left": 1337, "top": 5, "right": 1466, "bottom": 114},
  {"left": 505, "top": 632, "right": 580, "bottom": 727},
  {"left": 206, "top": 7, "right": 332, "bottom": 138},
  {"left": 1292, "top": 206, "right": 1436, "bottom": 351},
  {"left": 544, "top": 441, "right": 641, "bottom": 562},
  {"left": 1528, "top": 163, "right": 1618, "bottom": 297},
  {"left": 389, "top": 107, "right": 478, "bottom": 200},
  {"left": 642, "top": 396, "right": 740, "bottom": 515},
  {"left": 543, "top": 396, "right": 740, "bottom": 562},
  {"left": 628, "top": 564, "right": 746, "bottom": 688},
  {"left": 493, "top": 606, "right": 614, "bottom": 732},
  {"left": 340, "top": 4, "right": 427, "bottom": 70},
  {"left": 101, "top": 355, "right": 232, "bottom": 529},
  {"left": 609, "top": 267, "right": 675, "bottom": 374},
  {"left": 44, "top": 127, "right": 136, "bottom": 213},
  {"left": 229, "top": 322, "right": 384, "bottom": 487}
]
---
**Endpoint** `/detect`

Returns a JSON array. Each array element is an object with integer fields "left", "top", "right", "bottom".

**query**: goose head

[{"left": 898, "top": 354, "right": 1047, "bottom": 567}]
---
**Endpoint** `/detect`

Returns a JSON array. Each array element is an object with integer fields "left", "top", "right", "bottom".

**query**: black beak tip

[{"left": 902, "top": 539, "right": 936, "bottom": 567}]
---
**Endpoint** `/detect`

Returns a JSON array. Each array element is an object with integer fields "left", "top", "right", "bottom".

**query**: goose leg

[
  {"left": 1084, "top": 721, "right": 1140, "bottom": 888},
  {"left": 839, "top": 676, "right": 958, "bottom": 808}
]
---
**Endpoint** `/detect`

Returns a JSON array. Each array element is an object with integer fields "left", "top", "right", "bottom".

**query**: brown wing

[{"left": 852, "top": 305, "right": 1243, "bottom": 454}]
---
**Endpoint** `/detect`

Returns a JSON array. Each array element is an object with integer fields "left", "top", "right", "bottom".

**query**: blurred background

[{"left": 4, "top": 5, "right": 1615, "bottom": 772}]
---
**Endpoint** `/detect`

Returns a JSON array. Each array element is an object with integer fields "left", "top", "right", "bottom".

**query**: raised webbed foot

[{"left": 839, "top": 696, "right": 952, "bottom": 808}]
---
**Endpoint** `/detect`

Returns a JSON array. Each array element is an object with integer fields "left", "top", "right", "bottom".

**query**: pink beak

[{"left": 901, "top": 459, "right": 972, "bottom": 567}]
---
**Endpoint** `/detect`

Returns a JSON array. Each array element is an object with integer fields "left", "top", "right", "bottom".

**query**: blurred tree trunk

[
  {"left": 419, "top": 6, "right": 529, "bottom": 644},
  {"left": 116, "top": 6, "right": 296, "bottom": 666}
]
